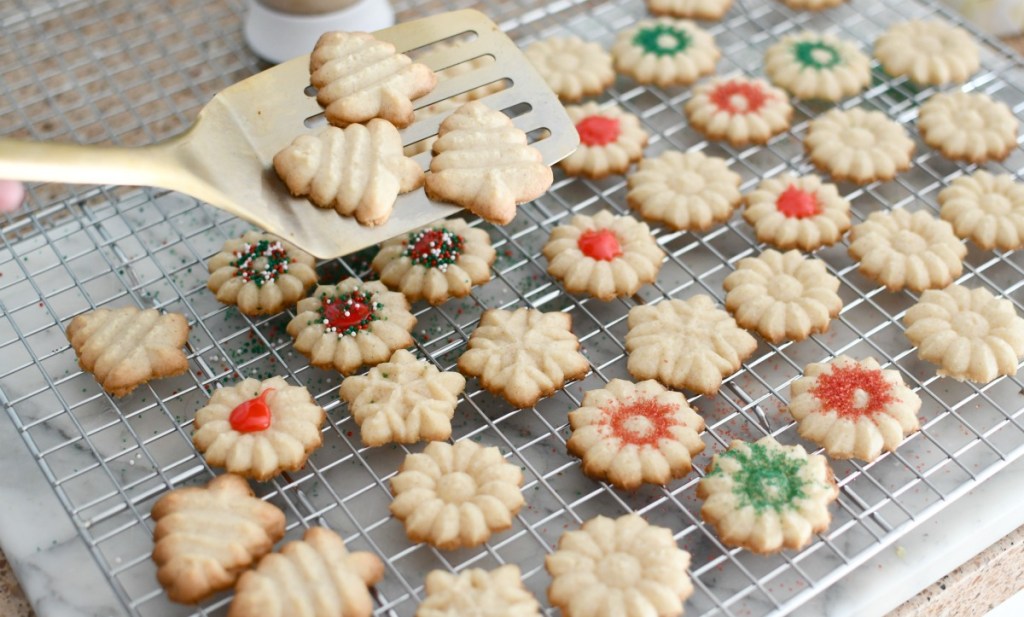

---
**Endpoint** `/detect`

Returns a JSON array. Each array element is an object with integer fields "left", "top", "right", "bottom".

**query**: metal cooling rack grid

[{"left": 3, "top": 0, "right": 1024, "bottom": 615}]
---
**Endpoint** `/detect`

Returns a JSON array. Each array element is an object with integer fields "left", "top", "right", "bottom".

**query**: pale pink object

[{"left": 0, "top": 181, "right": 25, "bottom": 213}]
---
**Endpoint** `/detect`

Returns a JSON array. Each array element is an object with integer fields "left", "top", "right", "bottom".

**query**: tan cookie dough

[
  {"left": 904, "top": 284, "right": 1024, "bottom": 383},
  {"left": 804, "top": 107, "right": 915, "bottom": 184},
  {"left": 287, "top": 280, "right": 416, "bottom": 375},
  {"left": 417, "top": 565, "right": 540, "bottom": 617},
  {"left": 371, "top": 218, "right": 496, "bottom": 305},
  {"left": 698, "top": 436, "right": 839, "bottom": 553},
  {"left": 789, "top": 356, "right": 921, "bottom": 461},
  {"left": 625, "top": 294, "right": 757, "bottom": 395},
  {"left": 685, "top": 76, "right": 793, "bottom": 146},
  {"left": 918, "top": 91, "right": 1018, "bottom": 164},
  {"left": 874, "top": 20, "right": 979, "bottom": 86},
  {"left": 546, "top": 514, "right": 693, "bottom": 617},
  {"left": 764, "top": 31, "right": 870, "bottom": 101},
  {"left": 207, "top": 231, "right": 318, "bottom": 316},
  {"left": 542, "top": 209, "right": 665, "bottom": 300},
  {"left": 742, "top": 173, "right": 851, "bottom": 251},
  {"left": 780, "top": 0, "right": 847, "bottom": 8},
  {"left": 847, "top": 209, "right": 966, "bottom": 292},
  {"left": 723, "top": 249, "right": 842, "bottom": 343},
  {"left": 939, "top": 171, "right": 1024, "bottom": 251},
  {"left": 567, "top": 379, "right": 705, "bottom": 490},
  {"left": 525, "top": 36, "right": 615, "bottom": 102},
  {"left": 612, "top": 18, "right": 720, "bottom": 88},
  {"left": 560, "top": 102, "right": 649, "bottom": 179},
  {"left": 390, "top": 440, "right": 525, "bottom": 550},
  {"left": 627, "top": 150, "right": 742, "bottom": 231},
  {"left": 647, "top": 0, "right": 733, "bottom": 20},
  {"left": 193, "top": 376, "right": 326, "bottom": 481}
]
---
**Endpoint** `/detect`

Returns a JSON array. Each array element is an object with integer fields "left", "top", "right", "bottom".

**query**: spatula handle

[{"left": 0, "top": 138, "right": 181, "bottom": 190}]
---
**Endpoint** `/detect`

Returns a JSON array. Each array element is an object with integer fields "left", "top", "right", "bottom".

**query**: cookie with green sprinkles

[
  {"left": 612, "top": 18, "right": 719, "bottom": 88},
  {"left": 697, "top": 436, "right": 838, "bottom": 553},
  {"left": 371, "top": 218, "right": 496, "bottom": 305},
  {"left": 764, "top": 31, "right": 870, "bottom": 101},
  {"left": 207, "top": 231, "right": 318, "bottom": 316},
  {"left": 286, "top": 280, "right": 416, "bottom": 375}
]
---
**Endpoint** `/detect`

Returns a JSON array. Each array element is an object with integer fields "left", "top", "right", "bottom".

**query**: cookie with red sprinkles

[
  {"left": 685, "top": 76, "right": 793, "bottom": 146},
  {"left": 286, "top": 280, "right": 416, "bottom": 375},
  {"left": 207, "top": 231, "right": 318, "bottom": 316},
  {"left": 560, "top": 102, "right": 649, "bottom": 179}
]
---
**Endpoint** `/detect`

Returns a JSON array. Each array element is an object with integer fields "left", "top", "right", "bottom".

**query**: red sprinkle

[
  {"left": 709, "top": 80, "right": 769, "bottom": 115},
  {"left": 229, "top": 388, "right": 275, "bottom": 433},
  {"left": 578, "top": 229, "right": 623, "bottom": 261},
  {"left": 811, "top": 364, "right": 895, "bottom": 418},
  {"left": 576, "top": 115, "right": 621, "bottom": 147},
  {"left": 601, "top": 397, "right": 678, "bottom": 447},
  {"left": 776, "top": 185, "right": 820, "bottom": 218},
  {"left": 323, "top": 298, "right": 372, "bottom": 331}
]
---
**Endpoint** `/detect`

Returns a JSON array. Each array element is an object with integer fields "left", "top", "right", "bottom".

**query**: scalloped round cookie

[
  {"left": 612, "top": 18, "right": 720, "bottom": 88},
  {"left": 685, "top": 76, "right": 793, "bottom": 146},
  {"left": 743, "top": 173, "right": 851, "bottom": 251},
  {"left": 765, "top": 31, "right": 870, "bottom": 101},
  {"left": 627, "top": 150, "right": 742, "bottom": 231},
  {"left": 560, "top": 102, "right": 649, "bottom": 179}
]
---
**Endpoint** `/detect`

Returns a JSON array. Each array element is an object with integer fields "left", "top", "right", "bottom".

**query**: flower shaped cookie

[
  {"left": 525, "top": 36, "right": 614, "bottom": 101},
  {"left": 567, "top": 379, "right": 705, "bottom": 490},
  {"left": 848, "top": 209, "right": 966, "bottom": 292},
  {"left": 287, "top": 280, "right": 416, "bottom": 375},
  {"left": 193, "top": 377, "right": 326, "bottom": 481},
  {"left": 625, "top": 294, "right": 758, "bottom": 395},
  {"left": 904, "top": 284, "right": 1024, "bottom": 383},
  {"left": 939, "top": 171, "right": 1024, "bottom": 251},
  {"left": 789, "top": 356, "right": 922, "bottom": 461},
  {"left": 647, "top": 0, "right": 733, "bottom": 20},
  {"left": 339, "top": 349, "right": 466, "bottom": 447},
  {"left": 918, "top": 92, "right": 1018, "bottom": 164},
  {"left": 542, "top": 210, "right": 665, "bottom": 300},
  {"left": 742, "top": 173, "right": 852, "bottom": 251},
  {"left": 874, "top": 20, "right": 979, "bottom": 86},
  {"left": 724, "top": 249, "right": 842, "bottom": 343},
  {"left": 613, "top": 18, "right": 719, "bottom": 88},
  {"left": 371, "top": 218, "right": 496, "bottom": 305},
  {"left": 458, "top": 308, "right": 590, "bottom": 408},
  {"left": 207, "top": 231, "right": 318, "bottom": 316},
  {"left": 390, "top": 440, "right": 525, "bottom": 550},
  {"left": 560, "top": 103, "right": 650, "bottom": 179},
  {"left": 627, "top": 150, "right": 742, "bottom": 232},
  {"left": 804, "top": 108, "right": 915, "bottom": 184},
  {"left": 546, "top": 514, "right": 693, "bottom": 617},
  {"left": 685, "top": 77, "right": 793, "bottom": 146},
  {"left": 764, "top": 31, "right": 870, "bottom": 101},
  {"left": 419, "top": 565, "right": 540, "bottom": 617},
  {"left": 698, "top": 436, "right": 838, "bottom": 553}
]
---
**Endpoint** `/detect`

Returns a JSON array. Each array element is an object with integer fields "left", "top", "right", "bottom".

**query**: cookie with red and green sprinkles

[
  {"left": 286, "top": 280, "right": 416, "bottom": 375},
  {"left": 371, "top": 218, "right": 496, "bottom": 305},
  {"left": 207, "top": 231, "right": 318, "bottom": 316},
  {"left": 612, "top": 18, "right": 719, "bottom": 88},
  {"left": 698, "top": 436, "right": 838, "bottom": 553}
]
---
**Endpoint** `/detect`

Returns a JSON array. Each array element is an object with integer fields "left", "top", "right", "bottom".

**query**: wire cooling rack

[{"left": 3, "top": 0, "right": 1024, "bottom": 615}]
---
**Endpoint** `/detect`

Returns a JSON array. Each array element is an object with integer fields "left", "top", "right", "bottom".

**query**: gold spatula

[{"left": 0, "top": 10, "right": 577, "bottom": 259}]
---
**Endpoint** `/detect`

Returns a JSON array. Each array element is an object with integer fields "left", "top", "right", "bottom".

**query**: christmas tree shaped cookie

[{"left": 425, "top": 101, "right": 553, "bottom": 225}]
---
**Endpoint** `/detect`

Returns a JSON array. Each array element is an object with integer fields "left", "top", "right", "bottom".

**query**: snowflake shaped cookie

[
  {"left": 193, "top": 376, "right": 326, "bottom": 481},
  {"left": 560, "top": 102, "right": 649, "bottom": 179},
  {"left": 646, "top": 0, "right": 733, "bottom": 20},
  {"left": 848, "top": 209, "right": 966, "bottom": 292},
  {"left": 904, "top": 284, "right": 1024, "bottom": 383},
  {"left": 546, "top": 514, "right": 693, "bottom": 617},
  {"left": 742, "top": 173, "right": 852, "bottom": 251},
  {"left": 685, "top": 76, "right": 793, "bottom": 146},
  {"left": 874, "top": 20, "right": 979, "bottom": 86},
  {"left": 567, "top": 379, "right": 705, "bottom": 490},
  {"left": 542, "top": 210, "right": 665, "bottom": 300},
  {"left": 418, "top": 565, "right": 541, "bottom": 617},
  {"left": 458, "top": 307, "right": 590, "bottom": 408},
  {"left": 724, "top": 249, "right": 842, "bottom": 344},
  {"left": 371, "top": 218, "right": 496, "bottom": 305},
  {"left": 939, "top": 171, "right": 1024, "bottom": 251},
  {"left": 789, "top": 356, "right": 922, "bottom": 461},
  {"left": 626, "top": 294, "right": 758, "bottom": 395},
  {"left": 764, "top": 31, "right": 870, "bottom": 101},
  {"left": 627, "top": 150, "right": 742, "bottom": 231},
  {"left": 287, "top": 281, "right": 416, "bottom": 375},
  {"left": 207, "top": 231, "right": 318, "bottom": 316},
  {"left": 339, "top": 349, "right": 466, "bottom": 447},
  {"left": 390, "top": 440, "right": 525, "bottom": 550},
  {"left": 804, "top": 108, "right": 915, "bottom": 184},
  {"left": 918, "top": 91, "right": 1018, "bottom": 164},
  {"left": 525, "top": 36, "right": 614, "bottom": 102},
  {"left": 612, "top": 18, "right": 719, "bottom": 88},
  {"left": 698, "top": 436, "right": 838, "bottom": 553}
]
